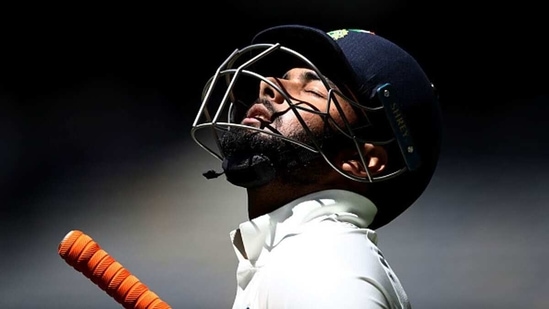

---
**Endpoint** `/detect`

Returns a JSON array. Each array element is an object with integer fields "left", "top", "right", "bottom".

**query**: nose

[{"left": 258, "top": 77, "right": 288, "bottom": 105}]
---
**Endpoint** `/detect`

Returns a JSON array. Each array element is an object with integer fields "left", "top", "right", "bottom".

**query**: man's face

[
  {"left": 219, "top": 67, "right": 358, "bottom": 185},
  {"left": 241, "top": 67, "right": 358, "bottom": 139}
]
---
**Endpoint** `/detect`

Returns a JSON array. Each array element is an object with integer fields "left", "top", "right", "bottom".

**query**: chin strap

[
  {"left": 202, "top": 140, "right": 330, "bottom": 188},
  {"left": 221, "top": 154, "right": 276, "bottom": 189},
  {"left": 201, "top": 154, "right": 277, "bottom": 188},
  {"left": 202, "top": 169, "right": 224, "bottom": 179},
  {"left": 201, "top": 145, "right": 325, "bottom": 187}
]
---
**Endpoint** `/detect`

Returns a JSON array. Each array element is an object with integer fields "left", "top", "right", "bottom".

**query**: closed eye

[{"left": 305, "top": 89, "right": 325, "bottom": 98}]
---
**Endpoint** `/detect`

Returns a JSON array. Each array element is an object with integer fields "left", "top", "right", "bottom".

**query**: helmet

[{"left": 191, "top": 25, "right": 442, "bottom": 229}]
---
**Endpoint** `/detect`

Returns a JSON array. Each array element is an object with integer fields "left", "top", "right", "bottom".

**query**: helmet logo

[
  {"left": 328, "top": 29, "right": 376, "bottom": 41},
  {"left": 327, "top": 29, "right": 349, "bottom": 40}
]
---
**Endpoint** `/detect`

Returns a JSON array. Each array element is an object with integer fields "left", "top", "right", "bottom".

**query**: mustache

[
  {"left": 233, "top": 97, "right": 284, "bottom": 125},
  {"left": 251, "top": 98, "right": 307, "bottom": 122},
  {"left": 255, "top": 98, "right": 276, "bottom": 114},
  {"left": 253, "top": 98, "right": 288, "bottom": 121}
]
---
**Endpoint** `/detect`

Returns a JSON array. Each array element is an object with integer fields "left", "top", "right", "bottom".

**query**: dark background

[{"left": 1, "top": 2, "right": 548, "bottom": 308}]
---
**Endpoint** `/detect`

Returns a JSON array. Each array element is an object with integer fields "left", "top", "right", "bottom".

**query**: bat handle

[{"left": 58, "top": 230, "right": 172, "bottom": 309}]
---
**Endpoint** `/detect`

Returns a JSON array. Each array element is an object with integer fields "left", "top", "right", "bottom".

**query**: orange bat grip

[{"left": 58, "top": 230, "right": 171, "bottom": 309}]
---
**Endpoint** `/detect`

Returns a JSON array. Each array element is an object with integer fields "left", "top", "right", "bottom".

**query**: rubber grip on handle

[{"left": 58, "top": 230, "right": 171, "bottom": 309}]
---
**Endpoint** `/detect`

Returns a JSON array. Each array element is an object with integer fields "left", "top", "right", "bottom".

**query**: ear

[{"left": 340, "top": 143, "right": 387, "bottom": 177}]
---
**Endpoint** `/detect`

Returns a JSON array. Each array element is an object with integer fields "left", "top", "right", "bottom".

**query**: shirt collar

[{"left": 230, "top": 189, "right": 378, "bottom": 264}]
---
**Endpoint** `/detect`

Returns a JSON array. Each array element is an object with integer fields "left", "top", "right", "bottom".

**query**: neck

[{"left": 245, "top": 179, "right": 337, "bottom": 220}]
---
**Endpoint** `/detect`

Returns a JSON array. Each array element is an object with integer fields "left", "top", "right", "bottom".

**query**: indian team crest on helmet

[
  {"left": 327, "top": 29, "right": 349, "bottom": 40},
  {"left": 328, "top": 29, "right": 376, "bottom": 41}
]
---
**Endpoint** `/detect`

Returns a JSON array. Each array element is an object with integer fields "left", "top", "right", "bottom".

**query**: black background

[{"left": 1, "top": 2, "right": 548, "bottom": 308}]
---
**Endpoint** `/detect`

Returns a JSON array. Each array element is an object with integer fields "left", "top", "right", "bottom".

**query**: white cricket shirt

[{"left": 230, "top": 189, "right": 411, "bottom": 309}]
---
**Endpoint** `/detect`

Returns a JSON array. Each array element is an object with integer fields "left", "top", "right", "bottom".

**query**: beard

[{"left": 219, "top": 124, "right": 344, "bottom": 187}]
